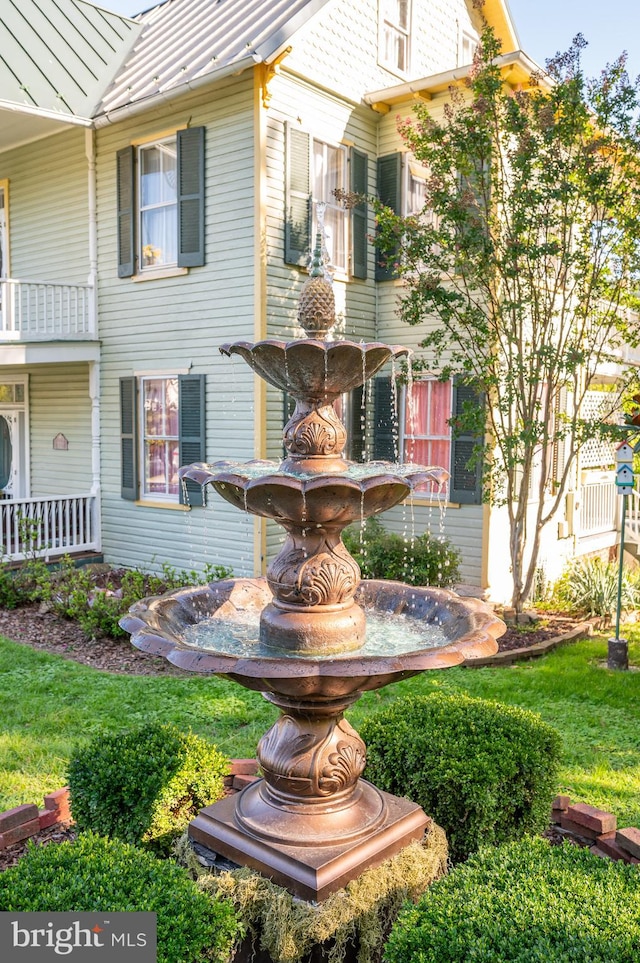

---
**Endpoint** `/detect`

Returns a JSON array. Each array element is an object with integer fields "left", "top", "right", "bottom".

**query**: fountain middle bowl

[{"left": 121, "top": 577, "right": 504, "bottom": 701}]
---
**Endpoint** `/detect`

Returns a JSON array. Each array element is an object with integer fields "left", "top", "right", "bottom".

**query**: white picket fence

[
  {"left": 0, "top": 493, "right": 99, "bottom": 561},
  {"left": 0, "top": 278, "right": 95, "bottom": 340}
]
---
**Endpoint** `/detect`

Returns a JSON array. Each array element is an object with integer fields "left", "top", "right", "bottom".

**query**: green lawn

[{"left": 1, "top": 630, "right": 639, "bottom": 825}]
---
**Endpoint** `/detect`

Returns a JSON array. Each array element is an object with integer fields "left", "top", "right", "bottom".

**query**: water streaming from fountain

[{"left": 121, "top": 232, "right": 504, "bottom": 902}]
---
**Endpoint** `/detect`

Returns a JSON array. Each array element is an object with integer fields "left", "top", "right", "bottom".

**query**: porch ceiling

[
  {"left": 0, "top": 106, "right": 90, "bottom": 153},
  {"left": 0, "top": 342, "right": 100, "bottom": 366}
]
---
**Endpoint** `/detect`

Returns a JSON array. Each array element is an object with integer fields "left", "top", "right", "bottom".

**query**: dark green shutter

[
  {"left": 449, "top": 380, "right": 484, "bottom": 504},
  {"left": 120, "top": 377, "right": 138, "bottom": 500},
  {"left": 177, "top": 126, "right": 205, "bottom": 268},
  {"left": 350, "top": 148, "right": 368, "bottom": 279},
  {"left": 116, "top": 147, "right": 135, "bottom": 278},
  {"left": 348, "top": 385, "right": 365, "bottom": 462},
  {"left": 375, "top": 152, "right": 402, "bottom": 281},
  {"left": 179, "top": 374, "right": 206, "bottom": 506},
  {"left": 372, "top": 377, "right": 397, "bottom": 460},
  {"left": 285, "top": 124, "right": 311, "bottom": 266}
]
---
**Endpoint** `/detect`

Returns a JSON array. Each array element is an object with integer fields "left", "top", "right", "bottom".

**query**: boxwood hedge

[
  {"left": 68, "top": 723, "right": 229, "bottom": 854},
  {"left": 0, "top": 832, "right": 239, "bottom": 963},
  {"left": 360, "top": 692, "right": 561, "bottom": 862},
  {"left": 384, "top": 837, "right": 640, "bottom": 962}
]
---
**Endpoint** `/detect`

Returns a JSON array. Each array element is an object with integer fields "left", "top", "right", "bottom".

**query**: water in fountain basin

[{"left": 180, "top": 606, "right": 451, "bottom": 660}]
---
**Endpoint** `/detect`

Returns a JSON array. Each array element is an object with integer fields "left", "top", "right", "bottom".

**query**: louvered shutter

[
  {"left": 285, "top": 125, "right": 311, "bottom": 266},
  {"left": 350, "top": 148, "right": 368, "bottom": 279},
  {"left": 375, "top": 153, "right": 402, "bottom": 281},
  {"left": 177, "top": 126, "right": 205, "bottom": 268},
  {"left": 120, "top": 377, "right": 138, "bottom": 500},
  {"left": 117, "top": 147, "right": 135, "bottom": 278},
  {"left": 372, "top": 377, "right": 397, "bottom": 461},
  {"left": 179, "top": 375, "right": 206, "bottom": 506},
  {"left": 449, "top": 380, "right": 484, "bottom": 504}
]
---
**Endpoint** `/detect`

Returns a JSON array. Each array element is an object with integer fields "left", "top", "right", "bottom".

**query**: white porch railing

[
  {"left": 0, "top": 278, "right": 95, "bottom": 340},
  {"left": 627, "top": 488, "right": 640, "bottom": 548},
  {"left": 578, "top": 477, "right": 618, "bottom": 537},
  {"left": 0, "top": 493, "right": 99, "bottom": 561}
]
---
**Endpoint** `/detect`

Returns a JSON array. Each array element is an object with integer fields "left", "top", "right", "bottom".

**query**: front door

[{"left": 0, "top": 411, "right": 21, "bottom": 498}]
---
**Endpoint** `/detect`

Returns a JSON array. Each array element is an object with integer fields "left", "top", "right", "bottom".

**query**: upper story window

[
  {"left": 138, "top": 139, "right": 178, "bottom": 270},
  {"left": 460, "top": 30, "right": 479, "bottom": 67},
  {"left": 116, "top": 126, "right": 205, "bottom": 278},
  {"left": 312, "top": 140, "right": 348, "bottom": 274},
  {"left": 284, "top": 124, "right": 368, "bottom": 280},
  {"left": 380, "top": 0, "right": 411, "bottom": 74}
]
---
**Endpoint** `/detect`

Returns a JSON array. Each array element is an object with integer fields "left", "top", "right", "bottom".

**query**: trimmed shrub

[
  {"left": 384, "top": 837, "right": 640, "bottom": 962},
  {"left": 343, "top": 517, "right": 460, "bottom": 587},
  {"left": 68, "top": 723, "right": 229, "bottom": 854},
  {"left": 360, "top": 692, "right": 561, "bottom": 862},
  {"left": 0, "top": 832, "right": 239, "bottom": 963}
]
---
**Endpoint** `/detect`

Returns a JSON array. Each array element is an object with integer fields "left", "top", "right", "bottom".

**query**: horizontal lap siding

[
  {"left": 0, "top": 128, "right": 89, "bottom": 283},
  {"left": 28, "top": 364, "right": 93, "bottom": 496},
  {"left": 96, "top": 78, "right": 258, "bottom": 577},
  {"left": 381, "top": 502, "right": 483, "bottom": 586}
]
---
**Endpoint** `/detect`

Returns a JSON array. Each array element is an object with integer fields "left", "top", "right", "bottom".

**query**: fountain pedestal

[
  {"left": 189, "top": 687, "right": 429, "bottom": 901},
  {"left": 190, "top": 784, "right": 429, "bottom": 902}
]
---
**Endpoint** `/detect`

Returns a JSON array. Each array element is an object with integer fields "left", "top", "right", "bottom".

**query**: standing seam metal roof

[
  {"left": 0, "top": 0, "right": 141, "bottom": 118},
  {"left": 98, "top": 0, "right": 334, "bottom": 116}
]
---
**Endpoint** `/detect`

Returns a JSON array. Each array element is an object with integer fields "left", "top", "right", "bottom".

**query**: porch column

[{"left": 89, "top": 360, "right": 102, "bottom": 552}]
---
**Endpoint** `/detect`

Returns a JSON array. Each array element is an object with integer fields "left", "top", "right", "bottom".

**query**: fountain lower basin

[{"left": 122, "top": 576, "right": 502, "bottom": 899}]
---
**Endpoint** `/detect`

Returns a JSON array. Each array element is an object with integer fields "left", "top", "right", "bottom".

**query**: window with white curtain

[
  {"left": 312, "top": 140, "right": 348, "bottom": 273},
  {"left": 141, "top": 376, "right": 180, "bottom": 499},
  {"left": 138, "top": 139, "right": 178, "bottom": 270}
]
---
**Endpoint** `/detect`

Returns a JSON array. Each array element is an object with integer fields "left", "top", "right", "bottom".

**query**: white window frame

[
  {"left": 459, "top": 29, "right": 479, "bottom": 67},
  {"left": 139, "top": 374, "right": 180, "bottom": 502},
  {"left": 400, "top": 378, "right": 452, "bottom": 497},
  {"left": 137, "top": 137, "right": 178, "bottom": 273},
  {"left": 311, "top": 139, "right": 349, "bottom": 275},
  {"left": 379, "top": 0, "right": 411, "bottom": 75}
]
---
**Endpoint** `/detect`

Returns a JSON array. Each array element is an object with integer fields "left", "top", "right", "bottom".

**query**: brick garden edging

[
  {"left": 551, "top": 795, "right": 640, "bottom": 864},
  {"left": 3, "top": 763, "right": 638, "bottom": 867},
  {"left": 464, "top": 621, "right": 593, "bottom": 667},
  {"left": 0, "top": 761, "right": 260, "bottom": 853},
  {"left": 0, "top": 788, "right": 71, "bottom": 850}
]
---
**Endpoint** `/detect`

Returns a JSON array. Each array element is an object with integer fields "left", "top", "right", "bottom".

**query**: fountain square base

[{"left": 189, "top": 780, "right": 430, "bottom": 902}]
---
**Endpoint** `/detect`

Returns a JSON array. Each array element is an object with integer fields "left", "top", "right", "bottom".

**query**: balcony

[{"left": 0, "top": 278, "right": 96, "bottom": 341}]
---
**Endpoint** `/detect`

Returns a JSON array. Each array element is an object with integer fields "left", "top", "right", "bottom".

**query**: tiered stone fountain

[{"left": 121, "top": 240, "right": 504, "bottom": 902}]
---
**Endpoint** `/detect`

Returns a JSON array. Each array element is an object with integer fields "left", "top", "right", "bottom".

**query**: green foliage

[
  {"left": 0, "top": 556, "right": 232, "bottom": 639},
  {"left": 360, "top": 692, "right": 561, "bottom": 863},
  {"left": 374, "top": 26, "right": 640, "bottom": 610},
  {"left": 384, "top": 837, "right": 640, "bottom": 962},
  {"left": 68, "top": 723, "right": 229, "bottom": 854},
  {"left": 343, "top": 517, "right": 460, "bottom": 587},
  {"left": 0, "top": 832, "right": 239, "bottom": 963},
  {"left": 552, "top": 556, "right": 639, "bottom": 619}
]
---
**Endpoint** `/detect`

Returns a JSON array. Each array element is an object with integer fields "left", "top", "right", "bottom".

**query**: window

[
  {"left": 460, "top": 30, "right": 479, "bottom": 66},
  {"left": 372, "top": 376, "right": 484, "bottom": 502},
  {"left": 312, "top": 140, "right": 348, "bottom": 273},
  {"left": 141, "top": 376, "right": 179, "bottom": 498},
  {"left": 403, "top": 379, "right": 452, "bottom": 472},
  {"left": 120, "top": 374, "right": 205, "bottom": 505},
  {"left": 139, "top": 139, "right": 178, "bottom": 270},
  {"left": 285, "top": 125, "right": 368, "bottom": 278},
  {"left": 116, "top": 127, "right": 205, "bottom": 278},
  {"left": 380, "top": 0, "right": 411, "bottom": 74}
]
